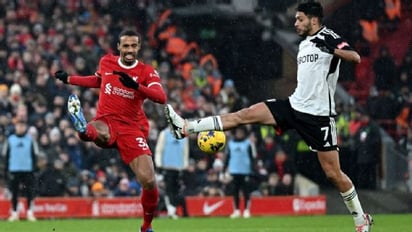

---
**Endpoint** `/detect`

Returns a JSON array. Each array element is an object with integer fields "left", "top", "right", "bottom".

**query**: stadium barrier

[{"left": 0, "top": 195, "right": 326, "bottom": 219}]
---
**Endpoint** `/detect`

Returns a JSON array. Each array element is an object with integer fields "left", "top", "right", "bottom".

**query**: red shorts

[{"left": 92, "top": 116, "right": 152, "bottom": 164}]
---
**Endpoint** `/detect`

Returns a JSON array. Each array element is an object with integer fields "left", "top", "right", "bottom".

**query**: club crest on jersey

[
  {"left": 105, "top": 83, "right": 112, "bottom": 94},
  {"left": 150, "top": 70, "right": 160, "bottom": 78}
]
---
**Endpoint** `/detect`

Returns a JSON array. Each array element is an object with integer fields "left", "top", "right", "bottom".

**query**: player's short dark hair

[
  {"left": 297, "top": 1, "right": 323, "bottom": 19},
  {"left": 118, "top": 29, "right": 142, "bottom": 43}
]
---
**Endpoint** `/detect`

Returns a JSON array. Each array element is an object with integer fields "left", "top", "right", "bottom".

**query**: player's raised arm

[
  {"left": 54, "top": 70, "right": 102, "bottom": 88},
  {"left": 334, "top": 49, "right": 361, "bottom": 64},
  {"left": 310, "top": 33, "right": 361, "bottom": 64},
  {"left": 113, "top": 70, "right": 167, "bottom": 104},
  {"left": 138, "top": 83, "right": 167, "bottom": 104},
  {"left": 139, "top": 68, "right": 167, "bottom": 104}
]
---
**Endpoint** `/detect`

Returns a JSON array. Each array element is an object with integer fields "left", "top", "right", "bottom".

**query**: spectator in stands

[
  {"left": 64, "top": 134, "right": 84, "bottom": 170},
  {"left": 200, "top": 163, "right": 226, "bottom": 198},
  {"left": 395, "top": 89, "right": 412, "bottom": 138},
  {"left": 66, "top": 178, "right": 81, "bottom": 197},
  {"left": 200, "top": 54, "right": 222, "bottom": 96},
  {"left": 0, "top": 84, "right": 12, "bottom": 117},
  {"left": 37, "top": 159, "right": 67, "bottom": 197},
  {"left": 365, "top": 89, "right": 401, "bottom": 138},
  {"left": 352, "top": 108, "right": 382, "bottom": 189},
  {"left": 180, "top": 159, "right": 203, "bottom": 197},
  {"left": 33, "top": 65, "right": 57, "bottom": 107},
  {"left": 218, "top": 79, "right": 243, "bottom": 113},
  {"left": 224, "top": 126, "right": 256, "bottom": 219},
  {"left": 274, "top": 173, "right": 295, "bottom": 195},
  {"left": 393, "top": 71, "right": 411, "bottom": 96},
  {"left": 398, "top": 53, "right": 412, "bottom": 82},
  {"left": 335, "top": 103, "right": 353, "bottom": 176},
  {"left": 182, "top": 159, "right": 208, "bottom": 196},
  {"left": 113, "top": 177, "right": 133, "bottom": 197},
  {"left": 254, "top": 158, "right": 269, "bottom": 183},
  {"left": 78, "top": 170, "right": 93, "bottom": 197},
  {"left": 165, "top": 2, "right": 373, "bottom": 231},
  {"left": 59, "top": 151, "right": 79, "bottom": 185},
  {"left": 212, "top": 154, "right": 232, "bottom": 192},
  {"left": 272, "top": 150, "right": 296, "bottom": 186},
  {"left": 262, "top": 173, "right": 280, "bottom": 196},
  {"left": 9, "top": 84, "right": 24, "bottom": 112},
  {"left": 383, "top": 0, "right": 401, "bottom": 31},
  {"left": 38, "top": 132, "right": 57, "bottom": 163},
  {"left": 373, "top": 46, "right": 396, "bottom": 92},
  {"left": 128, "top": 178, "right": 142, "bottom": 196},
  {"left": 258, "top": 134, "right": 280, "bottom": 171},
  {"left": 0, "top": 179, "right": 11, "bottom": 200},
  {"left": 91, "top": 180, "right": 109, "bottom": 198},
  {"left": 30, "top": 96, "right": 49, "bottom": 128},
  {"left": 359, "top": 16, "right": 379, "bottom": 43}
]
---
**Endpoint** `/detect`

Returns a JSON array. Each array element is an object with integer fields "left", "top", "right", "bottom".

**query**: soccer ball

[{"left": 197, "top": 130, "right": 226, "bottom": 153}]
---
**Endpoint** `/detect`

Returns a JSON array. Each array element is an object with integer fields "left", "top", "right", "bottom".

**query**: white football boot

[
  {"left": 164, "top": 104, "right": 187, "bottom": 139},
  {"left": 355, "top": 214, "right": 373, "bottom": 232}
]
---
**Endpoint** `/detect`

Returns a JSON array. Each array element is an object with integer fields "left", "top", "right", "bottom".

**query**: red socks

[
  {"left": 78, "top": 124, "right": 98, "bottom": 141},
  {"left": 141, "top": 187, "right": 159, "bottom": 231}
]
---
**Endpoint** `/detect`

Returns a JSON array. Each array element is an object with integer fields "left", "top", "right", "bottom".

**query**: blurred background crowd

[{"left": 0, "top": 0, "right": 411, "bottom": 217}]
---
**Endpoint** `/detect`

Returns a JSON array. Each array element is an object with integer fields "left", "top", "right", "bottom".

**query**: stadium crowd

[
  {"left": 0, "top": 0, "right": 410, "bottom": 218},
  {"left": 0, "top": 1, "right": 297, "bottom": 204}
]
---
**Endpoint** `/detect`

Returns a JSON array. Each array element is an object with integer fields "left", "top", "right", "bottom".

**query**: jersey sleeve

[
  {"left": 69, "top": 75, "right": 101, "bottom": 87},
  {"left": 138, "top": 65, "right": 167, "bottom": 104},
  {"left": 323, "top": 32, "right": 352, "bottom": 51},
  {"left": 142, "top": 65, "right": 161, "bottom": 86},
  {"left": 95, "top": 55, "right": 108, "bottom": 76}
]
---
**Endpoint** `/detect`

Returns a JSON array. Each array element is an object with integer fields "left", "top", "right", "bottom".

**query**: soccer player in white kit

[{"left": 165, "top": 2, "right": 373, "bottom": 231}]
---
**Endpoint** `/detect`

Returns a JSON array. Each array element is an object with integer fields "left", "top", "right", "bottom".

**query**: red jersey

[{"left": 94, "top": 54, "right": 165, "bottom": 132}]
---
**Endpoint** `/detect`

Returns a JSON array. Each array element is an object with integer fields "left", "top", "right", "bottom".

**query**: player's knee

[
  {"left": 141, "top": 176, "right": 156, "bottom": 189},
  {"left": 324, "top": 170, "right": 340, "bottom": 184},
  {"left": 137, "top": 171, "right": 156, "bottom": 189},
  {"left": 95, "top": 126, "right": 110, "bottom": 143},
  {"left": 97, "top": 133, "right": 110, "bottom": 144}
]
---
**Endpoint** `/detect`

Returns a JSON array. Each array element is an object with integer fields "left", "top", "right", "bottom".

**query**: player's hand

[
  {"left": 54, "top": 70, "right": 69, "bottom": 84},
  {"left": 113, "top": 71, "right": 139, "bottom": 90},
  {"left": 310, "top": 37, "right": 335, "bottom": 54}
]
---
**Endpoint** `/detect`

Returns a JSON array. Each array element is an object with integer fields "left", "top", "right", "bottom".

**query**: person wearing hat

[{"left": 2, "top": 120, "right": 39, "bottom": 221}]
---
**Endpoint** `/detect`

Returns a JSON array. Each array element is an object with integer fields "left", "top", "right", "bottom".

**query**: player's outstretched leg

[
  {"left": 164, "top": 104, "right": 187, "bottom": 139},
  {"left": 355, "top": 213, "right": 373, "bottom": 232},
  {"left": 67, "top": 94, "right": 87, "bottom": 133}
]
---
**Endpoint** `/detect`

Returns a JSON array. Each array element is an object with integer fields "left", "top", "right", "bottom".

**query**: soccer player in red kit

[{"left": 54, "top": 30, "right": 166, "bottom": 232}]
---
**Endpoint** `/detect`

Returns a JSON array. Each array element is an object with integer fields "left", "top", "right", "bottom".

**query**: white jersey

[{"left": 289, "top": 26, "right": 350, "bottom": 116}]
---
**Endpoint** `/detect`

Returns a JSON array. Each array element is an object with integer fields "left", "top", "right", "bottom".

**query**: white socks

[
  {"left": 340, "top": 186, "right": 365, "bottom": 225},
  {"left": 187, "top": 116, "right": 223, "bottom": 133}
]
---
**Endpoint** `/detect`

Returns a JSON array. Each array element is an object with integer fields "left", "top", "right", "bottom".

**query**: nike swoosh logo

[{"left": 202, "top": 200, "right": 225, "bottom": 215}]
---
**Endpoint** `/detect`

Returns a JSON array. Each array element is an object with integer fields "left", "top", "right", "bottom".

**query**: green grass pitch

[{"left": 1, "top": 214, "right": 410, "bottom": 232}]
